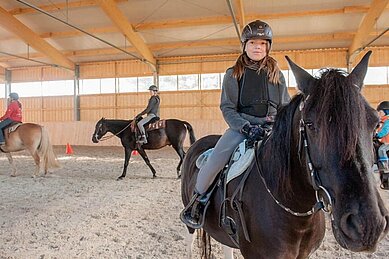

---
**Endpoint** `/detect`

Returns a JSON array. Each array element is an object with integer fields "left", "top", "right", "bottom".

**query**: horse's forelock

[{"left": 308, "top": 69, "right": 367, "bottom": 163}]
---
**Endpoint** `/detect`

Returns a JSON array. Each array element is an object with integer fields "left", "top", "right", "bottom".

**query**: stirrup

[
  {"left": 137, "top": 135, "right": 147, "bottom": 144},
  {"left": 180, "top": 193, "right": 209, "bottom": 229}
]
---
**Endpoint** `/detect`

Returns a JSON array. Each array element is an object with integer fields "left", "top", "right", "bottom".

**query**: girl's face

[
  {"left": 245, "top": 39, "right": 268, "bottom": 61},
  {"left": 378, "top": 110, "right": 386, "bottom": 117}
]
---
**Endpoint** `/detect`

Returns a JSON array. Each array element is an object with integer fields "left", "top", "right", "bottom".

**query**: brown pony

[{"left": 0, "top": 123, "right": 60, "bottom": 177}]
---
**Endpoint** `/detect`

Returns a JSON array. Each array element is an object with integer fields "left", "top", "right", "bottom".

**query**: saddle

[
  {"left": 132, "top": 116, "right": 165, "bottom": 143},
  {"left": 0, "top": 122, "right": 22, "bottom": 151},
  {"left": 195, "top": 137, "right": 268, "bottom": 247},
  {"left": 2, "top": 122, "right": 22, "bottom": 137}
]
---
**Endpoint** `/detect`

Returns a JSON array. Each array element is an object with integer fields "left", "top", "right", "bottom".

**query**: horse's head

[
  {"left": 286, "top": 51, "right": 389, "bottom": 252},
  {"left": 92, "top": 117, "right": 108, "bottom": 143}
]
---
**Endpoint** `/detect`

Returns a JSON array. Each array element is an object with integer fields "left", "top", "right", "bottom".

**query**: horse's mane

[
  {"left": 263, "top": 69, "right": 368, "bottom": 196},
  {"left": 262, "top": 94, "right": 303, "bottom": 195}
]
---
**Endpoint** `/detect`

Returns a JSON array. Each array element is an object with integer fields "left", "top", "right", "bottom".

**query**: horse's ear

[
  {"left": 348, "top": 50, "right": 372, "bottom": 90},
  {"left": 285, "top": 56, "right": 316, "bottom": 95}
]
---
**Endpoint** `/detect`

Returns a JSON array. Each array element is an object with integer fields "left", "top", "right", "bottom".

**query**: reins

[
  {"left": 97, "top": 121, "right": 133, "bottom": 141},
  {"left": 253, "top": 97, "right": 334, "bottom": 219}
]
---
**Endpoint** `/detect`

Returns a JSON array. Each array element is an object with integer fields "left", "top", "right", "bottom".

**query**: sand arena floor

[{"left": 0, "top": 146, "right": 388, "bottom": 259}]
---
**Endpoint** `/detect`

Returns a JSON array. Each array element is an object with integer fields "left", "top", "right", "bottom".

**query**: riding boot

[
  {"left": 137, "top": 135, "right": 147, "bottom": 144},
  {"left": 180, "top": 190, "right": 209, "bottom": 229},
  {"left": 379, "top": 161, "right": 389, "bottom": 190}
]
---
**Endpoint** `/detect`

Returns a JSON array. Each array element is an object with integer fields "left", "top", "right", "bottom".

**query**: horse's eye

[{"left": 306, "top": 121, "right": 315, "bottom": 131}]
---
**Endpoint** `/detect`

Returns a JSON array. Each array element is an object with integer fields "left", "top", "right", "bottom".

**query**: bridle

[
  {"left": 298, "top": 97, "right": 334, "bottom": 218},
  {"left": 254, "top": 96, "right": 334, "bottom": 219},
  {"left": 94, "top": 120, "right": 132, "bottom": 142}
]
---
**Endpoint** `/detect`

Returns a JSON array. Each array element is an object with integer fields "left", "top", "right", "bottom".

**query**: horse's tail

[
  {"left": 182, "top": 121, "right": 196, "bottom": 145},
  {"left": 197, "top": 229, "right": 212, "bottom": 259},
  {"left": 38, "top": 126, "right": 60, "bottom": 170}
]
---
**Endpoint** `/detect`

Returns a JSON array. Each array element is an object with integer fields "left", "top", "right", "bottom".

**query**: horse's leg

[
  {"left": 185, "top": 230, "right": 195, "bottom": 259},
  {"left": 31, "top": 151, "right": 41, "bottom": 177},
  {"left": 6, "top": 153, "right": 17, "bottom": 177},
  {"left": 117, "top": 147, "right": 132, "bottom": 180},
  {"left": 172, "top": 144, "right": 185, "bottom": 178},
  {"left": 137, "top": 148, "right": 157, "bottom": 178},
  {"left": 222, "top": 245, "right": 234, "bottom": 259}
]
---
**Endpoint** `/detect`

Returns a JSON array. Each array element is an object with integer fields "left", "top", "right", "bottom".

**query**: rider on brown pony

[{"left": 0, "top": 92, "right": 22, "bottom": 145}]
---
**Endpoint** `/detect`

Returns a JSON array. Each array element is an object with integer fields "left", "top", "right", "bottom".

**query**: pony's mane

[
  {"left": 262, "top": 94, "right": 303, "bottom": 195},
  {"left": 262, "top": 69, "right": 367, "bottom": 196}
]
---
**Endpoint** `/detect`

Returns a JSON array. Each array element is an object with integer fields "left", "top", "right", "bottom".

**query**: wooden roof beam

[
  {"left": 234, "top": 0, "right": 246, "bottom": 31},
  {"left": 0, "top": 6, "right": 74, "bottom": 70},
  {"left": 3, "top": 31, "right": 388, "bottom": 62},
  {"left": 95, "top": 0, "right": 156, "bottom": 71},
  {"left": 2, "top": 4, "right": 388, "bottom": 41},
  {"left": 9, "top": 0, "right": 127, "bottom": 15},
  {"left": 348, "top": 0, "right": 389, "bottom": 63}
]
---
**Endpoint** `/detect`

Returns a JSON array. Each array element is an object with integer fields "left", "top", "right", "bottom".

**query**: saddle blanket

[
  {"left": 146, "top": 120, "right": 165, "bottom": 131},
  {"left": 7, "top": 123, "right": 22, "bottom": 133},
  {"left": 196, "top": 140, "right": 255, "bottom": 184}
]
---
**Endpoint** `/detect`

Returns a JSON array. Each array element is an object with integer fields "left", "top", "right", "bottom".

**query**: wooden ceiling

[{"left": 0, "top": 0, "right": 387, "bottom": 71}]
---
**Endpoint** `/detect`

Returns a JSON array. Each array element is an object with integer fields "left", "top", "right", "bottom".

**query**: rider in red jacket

[{"left": 0, "top": 92, "right": 22, "bottom": 145}]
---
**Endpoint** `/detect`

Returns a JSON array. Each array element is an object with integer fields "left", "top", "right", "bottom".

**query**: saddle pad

[
  {"left": 7, "top": 123, "right": 22, "bottom": 133},
  {"left": 195, "top": 140, "right": 256, "bottom": 183},
  {"left": 226, "top": 147, "right": 254, "bottom": 183},
  {"left": 196, "top": 148, "right": 214, "bottom": 168},
  {"left": 146, "top": 120, "right": 165, "bottom": 131}
]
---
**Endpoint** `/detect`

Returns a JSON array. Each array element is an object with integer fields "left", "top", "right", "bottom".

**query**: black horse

[
  {"left": 181, "top": 51, "right": 389, "bottom": 258},
  {"left": 92, "top": 118, "right": 196, "bottom": 180}
]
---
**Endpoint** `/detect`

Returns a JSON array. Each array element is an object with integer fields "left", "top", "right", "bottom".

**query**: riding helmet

[
  {"left": 241, "top": 20, "right": 273, "bottom": 47},
  {"left": 9, "top": 92, "right": 19, "bottom": 100},
  {"left": 148, "top": 85, "right": 158, "bottom": 91},
  {"left": 377, "top": 101, "right": 389, "bottom": 114}
]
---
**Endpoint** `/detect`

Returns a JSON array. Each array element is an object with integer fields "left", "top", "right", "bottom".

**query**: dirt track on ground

[{"left": 0, "top": 146, "right": 388, "bottom": 258}]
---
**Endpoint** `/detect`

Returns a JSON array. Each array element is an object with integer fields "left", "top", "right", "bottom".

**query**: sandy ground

[{"left": 0, "top": 146, "right": 388, "bottom": 259}]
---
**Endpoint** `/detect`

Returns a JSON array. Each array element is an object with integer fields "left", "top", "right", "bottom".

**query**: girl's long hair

[{"left": 232, "top": 52, "right": 281, "bottom": 85}]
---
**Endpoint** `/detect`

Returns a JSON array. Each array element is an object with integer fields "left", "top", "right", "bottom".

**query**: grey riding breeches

[
  {"left": 378, "top": 143, "right": 389, "bottom": 162},
  {"left": 137, "top": 114, "right": 156, "bottom": 136},
  {"left": 195, "top": 128, "right": 246, "bottom": 194}
]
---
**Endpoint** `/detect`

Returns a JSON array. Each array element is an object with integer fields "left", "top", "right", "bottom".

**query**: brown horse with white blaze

[{"left": 0, "top": 123, "right": 60, "bottom": 177}]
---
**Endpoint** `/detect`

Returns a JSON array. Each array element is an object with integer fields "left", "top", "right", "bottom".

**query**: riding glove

[{"left": 241, "top": 124, "right": 265, "bottom": 145}]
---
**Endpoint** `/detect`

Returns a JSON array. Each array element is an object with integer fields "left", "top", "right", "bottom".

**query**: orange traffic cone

[
  {"left": 131, "top": 150, "right": 138, "bottom": 156},
  {"left": 66, "top": 143, "right": 74, "bottom": 155}
]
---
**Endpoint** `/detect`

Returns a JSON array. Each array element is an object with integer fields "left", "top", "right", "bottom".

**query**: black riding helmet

[
  {"left": 377, "top": 101, "right": 389, "bottom": 111},
  {"left": 241, "top": 20, "right": 273, "bottom": 50},
  {"left": 148, "top": 85, "right": 158, "bottom": 92},
  {"left": 9, "top": 92, "right": 19, "bottom": 100}
]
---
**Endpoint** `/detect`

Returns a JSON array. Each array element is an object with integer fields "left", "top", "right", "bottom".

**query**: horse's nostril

[{"left": 341, "top": 212, "right": 363, "bottom": 241}]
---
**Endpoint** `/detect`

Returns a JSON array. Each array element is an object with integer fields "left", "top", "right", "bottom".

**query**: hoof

[
  {"left": 10, "top": 174, "right": 16, "bottom": 177},
  {"left": 152, "top": 175, "right": 157, "bottom": 178},
  {"left": 177, "top": 174, "right": 181, "bottom": 179},
  {"left": 117, "top": 177, "right": 124, "bottom": 181}
]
